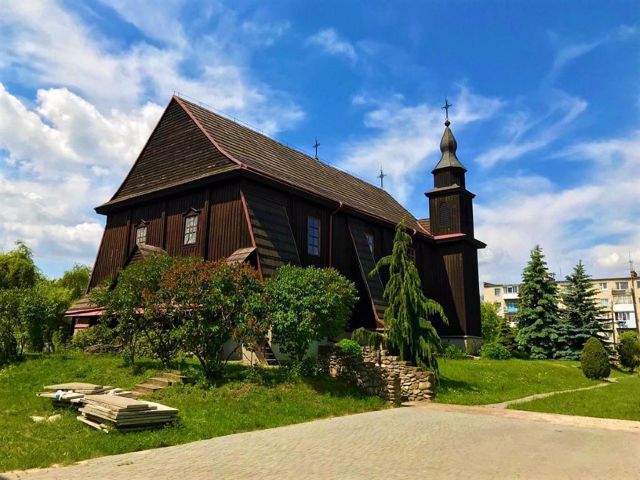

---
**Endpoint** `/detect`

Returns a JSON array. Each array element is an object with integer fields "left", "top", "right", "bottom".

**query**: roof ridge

[{"left": 175, "top": 95, "right": 395, "bottom": 198}]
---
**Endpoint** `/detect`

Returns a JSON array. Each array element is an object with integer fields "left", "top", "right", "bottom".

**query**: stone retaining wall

[{"left": 320, "top": 347, "right": 435, "bottom": 402}]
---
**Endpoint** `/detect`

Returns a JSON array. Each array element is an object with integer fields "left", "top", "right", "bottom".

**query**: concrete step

[
  {"left": 161, "top": 372, "right": 189, "bottom": 383},
  {"left": 134, "top": 383, "right": 164, "bottom": 395},
  {"left": 148, "top": 377, "right": 174, "bottom": 387}
]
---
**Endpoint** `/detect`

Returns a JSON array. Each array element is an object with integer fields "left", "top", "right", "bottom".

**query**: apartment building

[{"left": 483, "top": 273, "right": 640, "bottom": 342}]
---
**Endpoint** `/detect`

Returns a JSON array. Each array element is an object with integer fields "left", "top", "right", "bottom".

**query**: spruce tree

[
  {"left": 370, "top": 221, "right": 448, "bottom": 379},
  {"left": 555, "top": 261, "right": 606, "bottom": 360},
  {"left": 515, "top": 245, "right": 561, "bottom": 359}
]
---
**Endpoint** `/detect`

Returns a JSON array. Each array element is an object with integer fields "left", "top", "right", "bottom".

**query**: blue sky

[{"left": 0, "top": 0, "right": 638, "bottom": 283}]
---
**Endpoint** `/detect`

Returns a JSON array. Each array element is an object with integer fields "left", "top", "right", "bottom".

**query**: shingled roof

[{"left": 102, "top": 96, "right": 430, "bottom": 234}]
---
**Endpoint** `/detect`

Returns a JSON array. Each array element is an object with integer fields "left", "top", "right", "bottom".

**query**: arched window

[{"left": 439, "top": 202, "right": 451, "bottom": 230}]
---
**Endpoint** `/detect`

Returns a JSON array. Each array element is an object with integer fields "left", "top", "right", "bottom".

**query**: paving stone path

[
  {"left": 3, "top": 404, "right": 639, "bottom": 480},
  {"left": 487, "top": 379, "right": 615, "bottom": 409}
]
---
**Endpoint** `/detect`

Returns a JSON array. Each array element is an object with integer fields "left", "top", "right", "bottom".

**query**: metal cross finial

[
  {"left": 377, "top": 167, "right": 387, "bottom": 189},
  {"left": 313, "top": 138, "right": 320, "bottom": 159},
  {"left": 442, "top": 98, "right": 453, "bottom": 121}
]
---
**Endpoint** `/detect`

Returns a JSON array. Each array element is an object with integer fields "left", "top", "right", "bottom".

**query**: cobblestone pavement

[{"left": 3, "top": 405, "right": 640, "bottom": 480}]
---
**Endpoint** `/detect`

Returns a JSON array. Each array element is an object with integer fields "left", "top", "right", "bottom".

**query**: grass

[
  {"left": 512, "top": 371, "right": 640, "bottom": 421},
  {"left": 0, "top": 353, "right": 387, "bottom": 472},
  {"left": 435, "top": 358, "right": 601, "bottom": 405}
]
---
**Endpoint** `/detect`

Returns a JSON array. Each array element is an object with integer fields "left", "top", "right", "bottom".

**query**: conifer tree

[
  {"left": 555, "top": 261, "right": 606, "bottom": 360},
  {"left": 515, "top": 245, "right": 561, "bottom": 359},
  {"left": 366, "top": 221, "right": 448, "bottom": 378}
]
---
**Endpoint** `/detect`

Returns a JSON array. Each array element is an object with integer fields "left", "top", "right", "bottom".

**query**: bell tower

[
  {"left": 426, "top": 115, "right": 475, "bottom": 236},
  {"left": 425, "top": 100, "right": 485, "bottom": 350}
]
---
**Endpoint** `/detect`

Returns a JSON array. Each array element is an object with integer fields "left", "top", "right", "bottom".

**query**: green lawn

[
  {"left": 436, "top": 358, "right": 600, "bottom": 405},
  {"left": 512, "top": 372, "right": 640, "bottom": 421},
  {"left": 0, "top": 353, "right": 387, "bottom": 472}
]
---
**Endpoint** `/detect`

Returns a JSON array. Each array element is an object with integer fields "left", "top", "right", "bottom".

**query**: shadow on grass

[{"left": 438, "top": 376, "right": 478, "bottom": 394}]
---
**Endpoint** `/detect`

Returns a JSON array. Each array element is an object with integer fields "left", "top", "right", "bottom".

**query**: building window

[
  {"left": 598, "top": 282, "right": 608, "bottom": 290},
  {"left": 184, "top": 214, "right": 198, "bottom": 245},
  {"left": 407, "top": 247, "right": 416, "bottom": 263},
  {"left": 439, "top": 202, "right": 451, "bottom": 229},
  {"left": 494, "top": 302, "right": 501, "bottom": 311},
  {"left": 365, "top": 232, "right": 374, "bottom": 255},
  {"left": 616, "top": 281, "right": 629, "bottom": 290},
  {"left": 506, "top": 285, "right": 519, "bottom": 294},
  {"left": 615, "top": 311, "right": 632, "bottom": 328},
  {"left": 135, "top": 225, "right": 147, "bottom": 245},
  {"left": 600, "top": 299, "right": 609, "bottom": 307},
  {"left": 494, "top": 287, "right": 501, "bottom": 296},
  {"left": 637, "top": 281, "right": 640, "bottom": 289},
  {"left": 505, "top": 299, "right": 518, "bottom": 313},
  {"left": 307, "top": 216, "right": 320, "bottom": 256}
]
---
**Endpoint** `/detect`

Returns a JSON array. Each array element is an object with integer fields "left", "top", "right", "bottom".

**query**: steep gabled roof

[{"left": 101, "top": 96, "right": 429, "bottom": 234}]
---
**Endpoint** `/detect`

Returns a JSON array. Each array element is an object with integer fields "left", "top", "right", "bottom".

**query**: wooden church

[{"left": 66, "top": 95, "right": 485, "bottom": 351}]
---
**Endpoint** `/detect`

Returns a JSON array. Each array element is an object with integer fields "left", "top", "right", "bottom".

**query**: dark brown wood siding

[
  {"left": 207, "top": 182, "right": 252, "bottom": 261},
  {"left": 165, "top": 190, "right": 207, "bottom": 257},
  {"left": 88, "top": 211, "right": 129, "bottom": 289}
]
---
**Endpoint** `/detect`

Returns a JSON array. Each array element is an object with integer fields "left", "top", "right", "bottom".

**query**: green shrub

[
  {"left": 0, "top": 320, "right": 18, "bottom": 366},
  {"left": 71, "top": 323, "right": 116, "bottom": 351},
  {"left": 480, "top": 342, "right": 512, "bottom": 360},
  {"left": 581, "top": 337, "right": 610, "bottom": 380},
  {"left": 266, "top": 266, "right": 358, "bottom": 362},
  {"left": 282, "top": 356, "right": 322, "bottom": 380},
  {"left": 442, "top": 343, "right": 467, "bottom": 359},
  {"left": 617, "top": 332, "right": 640, "bottom": 372},
  {"left": 335, "top": 338, "right": 362, "bottom": 358}
]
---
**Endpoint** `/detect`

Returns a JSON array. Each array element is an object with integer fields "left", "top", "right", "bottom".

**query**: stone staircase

[{"left": 133, "top": 371, "right": 189, "bottom": 397}]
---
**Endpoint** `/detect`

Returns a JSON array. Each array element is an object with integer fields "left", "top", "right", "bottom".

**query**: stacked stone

[{"left": 321, "top": 346, "right": 435, "bottom": 403}]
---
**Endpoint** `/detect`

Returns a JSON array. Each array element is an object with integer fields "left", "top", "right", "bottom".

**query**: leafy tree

[
  {"left": 480, "top": 301, "right": 501, "bottom": 342},
  {"left": 360, "top": 221, "right": 447, "bottom": 379},
  {"left": 0, "top": 317, "right": 18, "bottom": 366},
  {"left": 91, "top": 253, "right": 177, "bottom": 365},
  {"left": 56, "top": 264, "right": 92, "bottom": 300},
  {"left": 555, "top": 261, "right": 607, "bottom": 360},
  {"left": 267, "top": 265, "right": 358, "bottom": 362},
  {"left": 515, "top": 245, "right": 561, "bottom": 359},
  {"left": 580, "top": 337, "right": 610, "bottom": 380},
  {"left": 19, "top": 282, "right": 72, "bottom": 352},
  {"left": 158, "top": 260, "right": 269, "bottom": 379},
  {"left": 617, "top": 332, "right": 640, "bottom": 372},
  {"left": 0, "top": 289, "right": 27, "bottom": 355},
  {"left": 0, "top": 242, "right": 38, "bottom": 290}
]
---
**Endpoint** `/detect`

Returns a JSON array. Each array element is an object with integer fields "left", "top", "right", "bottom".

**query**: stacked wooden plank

[
  {"left": 37, "top": 383, "right": 134, "bottom": 406},
  {"left": 78, "top": 395, "right": 178, "bottom": 432}
]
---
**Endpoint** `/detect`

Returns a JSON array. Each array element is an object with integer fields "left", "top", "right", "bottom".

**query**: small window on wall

[
  {"left": 184, "top": 214, "right": 198, "bottom": 245},
  {"left": 439, "top": 202, "right": 451, "bottom": 230},
  {"left": 599, "top": 282, "right": 608, "bottom": 290},
  {"left": 135, "top": 225, "right": 147, "bottom": 245},
  {"left": 494, "top": 287, "right": 501, "bottom": 296},
  {"left": 307, "top": 216, "right": 320, "bottom": 256},
  {"left": 616, "top": 281, "right": 629, "bottom": 290},
  {"left": 365, "top": 232, "right": 374, "bottom": 255},
  {"left": 407, "top": 247, "right": 416, "bottom": 263}
]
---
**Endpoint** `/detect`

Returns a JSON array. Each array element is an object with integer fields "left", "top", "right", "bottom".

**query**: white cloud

[
  {"left": 0, "top": 0, "right": 303, "bottom": 134},
  {"left": 306, "top": 28, "right": 358, "bottom": 62},
  {"left": 0, "top": 84, "right": 160, "bottom": 267},
  {"left": 548, "top": 24, "right": 638, "bottom": 79},
  {"left": 475, "top": 92, "right": 587, "bottom": 168},
  {"left": 337, "top": 87, "right": 503, "bottom": 205},
  {"left": 476, "top": 132, "right": 640, "bottom": 283}
]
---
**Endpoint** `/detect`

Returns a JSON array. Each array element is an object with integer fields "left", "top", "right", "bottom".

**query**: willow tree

[{"left": 355, "top": 221, "right": 447, "bottom": 379}]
